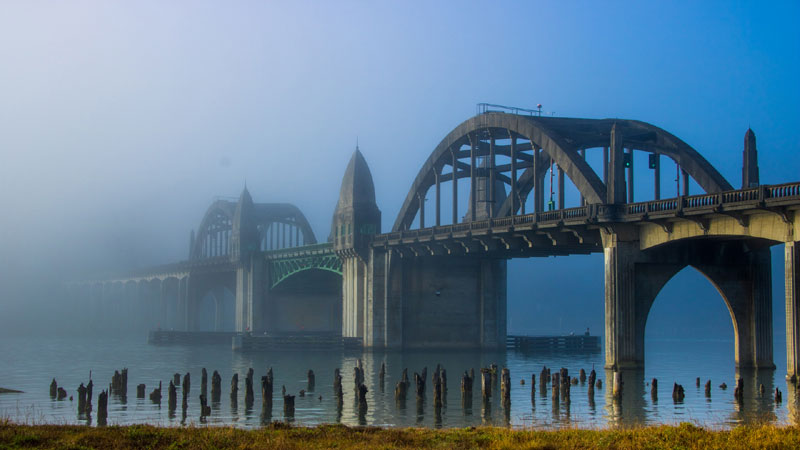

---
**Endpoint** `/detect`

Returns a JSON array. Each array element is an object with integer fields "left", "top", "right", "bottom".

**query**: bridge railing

[{"left": 372, "top": 182, "right": 800, "bottom": 245}]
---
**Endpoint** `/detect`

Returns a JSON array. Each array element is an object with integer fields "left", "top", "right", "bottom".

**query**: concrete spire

[
  {"left": 231, "top": 186, "right": 257, "bottom": 262},
  {"left": 743, "top": 128, "right": 759, "bottom": 189},
  {"left": 331, "top": 147, "right": 381, "bottom": 254}
]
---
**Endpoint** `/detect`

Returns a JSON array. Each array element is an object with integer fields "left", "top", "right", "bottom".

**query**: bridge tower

[
  {"left": 743, "top": 128, "right": 759, "bottom": 188},
  {"left": 333, "top": 147, "right": 381, "bottom": 341},
  {"left": 231, "top": 186, "right": 265, "bottom": 333},
  {"left": 603, "top": 127, "right": 773, "bottom": 371}
]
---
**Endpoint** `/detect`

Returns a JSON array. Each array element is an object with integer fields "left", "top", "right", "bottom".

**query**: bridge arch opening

[
  {"left": 265, "top": 269, "right": 342, "bottom": 335},
  {"left": 195, "top": 286, "right": 235, "bottom": 331},
  {"left": 642, "top": 265, "right": 739, "bottom": 371}
]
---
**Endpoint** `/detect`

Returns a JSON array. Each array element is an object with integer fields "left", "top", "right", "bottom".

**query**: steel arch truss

[
  {"left": 269, "top": 253, "right": 342, "bottom": 289},
  {"left": 191, "top": 200, "right": 318, "bottom": 261},
  {"left": 392, "top": 113, "right": 733, "bottom": 231}
]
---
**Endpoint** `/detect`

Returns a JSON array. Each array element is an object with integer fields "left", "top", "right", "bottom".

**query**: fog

[{"left": 1, "top": 1, "right": 798, "bottom": 340}]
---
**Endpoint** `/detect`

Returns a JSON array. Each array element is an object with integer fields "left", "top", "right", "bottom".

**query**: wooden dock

[{"left": 506, "top": 335, "right": 601, "bottom": 352}]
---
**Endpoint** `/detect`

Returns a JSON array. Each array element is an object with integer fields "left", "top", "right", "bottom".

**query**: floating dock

[
  {"left": 506, "top": 335, "right": 601, "bottom": 352},
  {"left": 147, "top": 330, "right": 237, "bottom": 345}
]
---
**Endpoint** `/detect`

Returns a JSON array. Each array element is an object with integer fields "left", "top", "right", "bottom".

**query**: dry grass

[{"left": 2, "top": 419, "right": 800, "bottom": 449}]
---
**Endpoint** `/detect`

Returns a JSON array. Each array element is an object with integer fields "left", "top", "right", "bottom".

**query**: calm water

[{"left": 1, "top": 335, "right": 797, "bottom": 429}]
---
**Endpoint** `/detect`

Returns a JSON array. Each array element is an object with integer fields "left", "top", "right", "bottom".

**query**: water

[{"left": 0, "top": 335, "right": 797, "bottom": 429}]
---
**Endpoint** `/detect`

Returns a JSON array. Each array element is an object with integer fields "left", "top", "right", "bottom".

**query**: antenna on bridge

[{"left": 476, "top": 103, "right": 554, "bottom": 117}]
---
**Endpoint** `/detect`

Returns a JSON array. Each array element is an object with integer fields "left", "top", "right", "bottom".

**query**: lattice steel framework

[{"left": 269, "top": 253, "right": 342, "bottom": 289}]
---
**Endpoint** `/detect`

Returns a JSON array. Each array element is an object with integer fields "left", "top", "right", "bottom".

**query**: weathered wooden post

[
  {"left": 461, "top": 370, "right": 473, "bottom": 403},
  {"left": 530, "top": 373, "right": 536, "bottom": 405},
  {"left": 759, "top": 383, "right": 765, "bottom": 396},
  {"left": 199, "top": 394, "right": 211, "bottom": 417},
  {"left": 261, "top": 370, "right": 273, "bottom": 413},
  {"left": 183, "top": 372, "right": 190, "bottom": 395},
  {"left": 86, "top": 378, "right": 93, "bottom": 410},
  {"left": 333, "top": 368, "right": 343, "bottom": 399},
  {"left": 433, "top": 371, "right": 443, "bottom": 408},
  {"left": 173, "top": 373, "right": 181, "bottom": 386},
  {"left": 696, "top": 377, "right": 700, "bottom": 387},
  {"left": 734, "top": 378, "right": 744, "bottom": 404},
  {"left": 651, "top": 378, "right": 658, "bottom": 401},
  {"left": 149, "top": 381, "right": 162, "bottom": 404},
  {"left": 77, "top": 383, "right": 87, "bottom": 415},
  {"left": 211, "top": 370, "right": 221, "bottom": 402},
  {"left": 357, "top": 383, "right": 368, "bottom": 411},
  {"left": 414, "top": 372, "right": 425, "bottom": 399},
  {"left": 672, "top": 383, "right": 685, "bottom": 402},
  {"left": 230, "top": 373, "right": 239, "bottom": 401},
  {"left": 136, "top": 384, "right": 146, "bottom": 398},
  {"left": 705, "top": 380, "right": 711, "bottom": 397},
  {"left": 579, "top": 369, "right": 586, "bottom": 383},
  {"left": 50, "top": 379, "right": 58, "bottom": 398},
  {"left": 500, "top": 368, "right": 511, "bottom": 409},
  {"left": 56, "top": 387, "right": 67, "bottom": 400},
  {"left": 307, "top": 369, "right": 315, "bottom": 392},
  {"left": 243, "top": 368, "right": 253, "bottom": 406},
  {"left": 97, "top": 390, "right": 108, "bottom": 425},
  {"left": 551, "top": 372, "right": 560, "bottom": 400},
  {"left": 201, "top": 368, "right": 208, "bottom": 398},
  {"left": 168, "top": 381, "right": 177, "bottom": 411},
  {"left": 379, "top": 363, "right": 385, "bottom": 392},
  {"left": 480, "top": 368, "right": 492, "bottom": 401},
  {"left": 612, "top": 372, "right": 622, "bottom": 400},
  {"left": 775, "top": 388, "right": 783, "bottom": 403},
  {"left": 121, "top": 368, "right": 128, "bottom": 397},
  {"left": 283, "top": 394, "right": 295, "bottom": 418},
  {"left": 440, "top": 368, "right": 447, "bottom": 399}
]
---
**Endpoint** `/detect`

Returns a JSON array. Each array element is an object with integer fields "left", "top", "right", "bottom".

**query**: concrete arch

[
  {"left": 393, "top": 113, "right": 733, "bottom": 231},
  {"left": 639, "top": 212, "right": 797, "bottom": 251},
  {"left": 635, "top": 264, "right": 745, "bottom": 366}
]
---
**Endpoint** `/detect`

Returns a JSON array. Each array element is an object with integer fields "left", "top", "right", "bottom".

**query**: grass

[{"left": 2, "top": 419, "right": 800, "bottom": 449}]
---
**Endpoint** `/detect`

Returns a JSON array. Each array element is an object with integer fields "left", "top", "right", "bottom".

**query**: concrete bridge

[{"left": 76, "top": 106, "right": 800, "bottom": 379}]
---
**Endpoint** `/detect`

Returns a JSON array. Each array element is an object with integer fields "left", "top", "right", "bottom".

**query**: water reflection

[{"left": 0, "top": 336, "right": 794, "bottom": 428}]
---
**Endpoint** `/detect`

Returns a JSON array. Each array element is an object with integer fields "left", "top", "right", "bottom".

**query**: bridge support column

[
  {"left": 235, "top": 257, "right": 265, "bottom": 333},
  {"left": 786, "top": 241, "right": 800, "bottom": 380},
  {"left": 341, "top": 255, "right": 367, "bottom": 339},
  {"left": 604, "top": 234, "right": 645, "bottom": 370},
  {"left": 605, "top": 228, "right": 774, "bottom": 371},
  {"left": 363, "top": 248, "right": 404, "bottom": 349}
]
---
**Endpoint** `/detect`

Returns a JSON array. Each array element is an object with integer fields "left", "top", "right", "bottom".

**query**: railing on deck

[{"left": 372, "top": 182, "right": 800, "bottom": 245}]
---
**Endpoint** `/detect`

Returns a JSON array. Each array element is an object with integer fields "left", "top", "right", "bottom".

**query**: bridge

[{"left": 74, "top": 107, "right": 800, "bottom": 380}]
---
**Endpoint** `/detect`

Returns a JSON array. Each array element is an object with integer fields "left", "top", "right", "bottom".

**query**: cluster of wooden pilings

[{"left": 50, "top": 361, "right": 791, "bottom": 426}]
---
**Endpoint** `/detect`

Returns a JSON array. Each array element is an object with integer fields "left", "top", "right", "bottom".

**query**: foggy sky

[{"left": 1, "top": 1, "right": 798, "bottom": 340}]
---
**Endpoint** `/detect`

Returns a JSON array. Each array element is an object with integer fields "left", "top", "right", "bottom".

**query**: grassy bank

[{"left": 2, "top": 421, "right": 800, "bottom": 449}]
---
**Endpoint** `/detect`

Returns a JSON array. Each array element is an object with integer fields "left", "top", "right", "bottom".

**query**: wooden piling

[
  {"left": 168, "top": 381, "right": 177, "bottom": 411},
  {"left": 500, "top": 368, "right": 511, "bottom": 408},
  {"left": 379, "top": 363, "right": 385, "bottom": 392},
  {"left": 201, "top": 368, "right": 208, "bottom": 398},
  {"left": 97, "top": 390, "right": 108, "bottom": 425},
  {"left": 50, "top": 379, "right": 57, "bottom": 398},
  {"left": 149, "top": 381, "right": 162, "bottom": 404},
  {"left": 283, "top": 395, "right": 295, "bottom": 417},
  {"left": 333, "top": 368, "right": 343, "bottom": 399},
  {"left": 705, "top": 380, "right": 711, "bottom": 397},
  {"left": 672, "top": 382, "right": 685, "bottom": 402},
  {"left": 612, "top": 372, "right": 622, "bottom": 399},
  {"left": 77, "top": 383, "right": 87, "bottom": 415},
  {"left": 579, "top": 369, "right": 586, "bottom": 383},
  {"left": 230, "top": 373, "right": 239, "bottom": 401},
  {"left": 211, "top": 371, "right": 221, "bottom": 402},
  {"left": 173, "top": 373, "right": 181, "bottom": 387},
  {"left": 651, "top": 378, "right": 658, "bottom": 400},
  {"left": 307, "top": 369, "right": 315, "bottom": 392},
  {"left": 734, "top": 378, "right": 744, "bottom": 404},
  {"left": 481, "top": 368, "right": 492, "bottom": 400}
]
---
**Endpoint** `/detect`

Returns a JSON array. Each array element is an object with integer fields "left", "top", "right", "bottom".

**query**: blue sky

[{"left": 0, "top": 1, "right": 798, "bottom": 342}]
